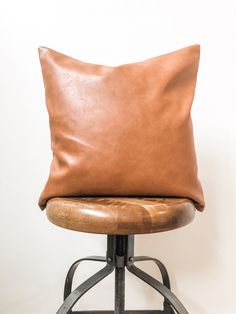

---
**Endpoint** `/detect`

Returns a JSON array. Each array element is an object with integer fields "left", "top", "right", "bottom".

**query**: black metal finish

[
  {"left": 114, "top": 236, "right": 127, "bottom": 314},
  {"left": 56, "top": 235, "right": 188, "bottom": 314},
  {"left": 57, "top": 265, "right": 114, "bottom": 314},
  {"left": 132, "top": 257, "right": 173, "bottom": 313},
  {"left": 127, "top": 265, "right": 187, "bottom": 314},
  {"left": 64, "top": 256, "right": 106, "bottom": 301},
  {"left": 132, "top": 256, "right": 171, "bottom": 288}
]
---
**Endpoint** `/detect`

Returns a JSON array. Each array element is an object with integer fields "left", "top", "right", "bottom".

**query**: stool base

[{"left": 56, "top": 235, "right": 188, "bottom": 314}]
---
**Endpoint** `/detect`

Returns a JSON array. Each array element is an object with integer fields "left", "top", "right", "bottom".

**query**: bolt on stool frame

[{"left": 56, "top": 235, "right": 188, "bottom": 314}]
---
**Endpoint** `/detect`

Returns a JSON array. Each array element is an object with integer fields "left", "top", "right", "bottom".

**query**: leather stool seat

[{"left": 46, "top": 197, "right": 196, "bottom": 235}]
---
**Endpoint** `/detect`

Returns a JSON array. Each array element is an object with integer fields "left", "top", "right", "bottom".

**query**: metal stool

[{"left": 46, "top": 197, "right": 196, "bottom": 314}]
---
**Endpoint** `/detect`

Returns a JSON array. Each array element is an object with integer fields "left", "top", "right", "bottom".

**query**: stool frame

[{"left": 56, "top": 235, "right": 188, "bottom": 314}]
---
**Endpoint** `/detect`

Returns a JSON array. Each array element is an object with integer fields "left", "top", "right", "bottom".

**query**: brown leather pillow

[{"left": 38, "top": 44, "right": 205, "bottom": 211}]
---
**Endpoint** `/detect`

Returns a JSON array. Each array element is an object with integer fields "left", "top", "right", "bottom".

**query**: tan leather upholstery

[
  {"left": 46, "top": 197, "right": 195, "bottom": 234},
  {"left": 38, "top": 45, "right": 204, "bottom": 211}
]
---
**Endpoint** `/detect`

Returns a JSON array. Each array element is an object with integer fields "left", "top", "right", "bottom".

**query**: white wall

[{"left": 0, "top": 1, "right": 235, "bottom": 313}]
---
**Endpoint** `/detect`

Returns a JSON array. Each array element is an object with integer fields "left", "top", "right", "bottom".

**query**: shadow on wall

[{"left": 134, "top": 148, "right": 220, "bottom": 314}]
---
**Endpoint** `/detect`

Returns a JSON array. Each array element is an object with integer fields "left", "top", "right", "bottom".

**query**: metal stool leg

[
  {"left": 127, "top": 264, "right": 188, "bottom": 314},
  {"left": 115, "top": 266, "right": 125, "bottom": 314},
  {"left": 132, "top": 256, "right": 171, "bottom": 289},
  {"left": 114, "top": 235, "right": 127, "bottom": 314},
  {"left": 64, "top": 256, "right": 106, "bottom": 301},
  {"left": 57, "top": 264, "right": 114, "bottom": 314},
  {"left": 132, "top": 256, "right": 174, "bottom": 313}
]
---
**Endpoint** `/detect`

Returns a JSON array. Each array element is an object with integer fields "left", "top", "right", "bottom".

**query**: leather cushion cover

[{"left": 38, "top": 44, "right": 205, "bottom": 211}]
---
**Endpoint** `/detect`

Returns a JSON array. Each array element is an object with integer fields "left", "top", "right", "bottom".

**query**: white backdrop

[{"left": 0, "top": 1, "right": 235, "bottom": 313}]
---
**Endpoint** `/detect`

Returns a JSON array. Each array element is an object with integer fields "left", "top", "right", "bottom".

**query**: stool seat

[{"left": 46, "top": 197, "right": 196, "bottom": 235}]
